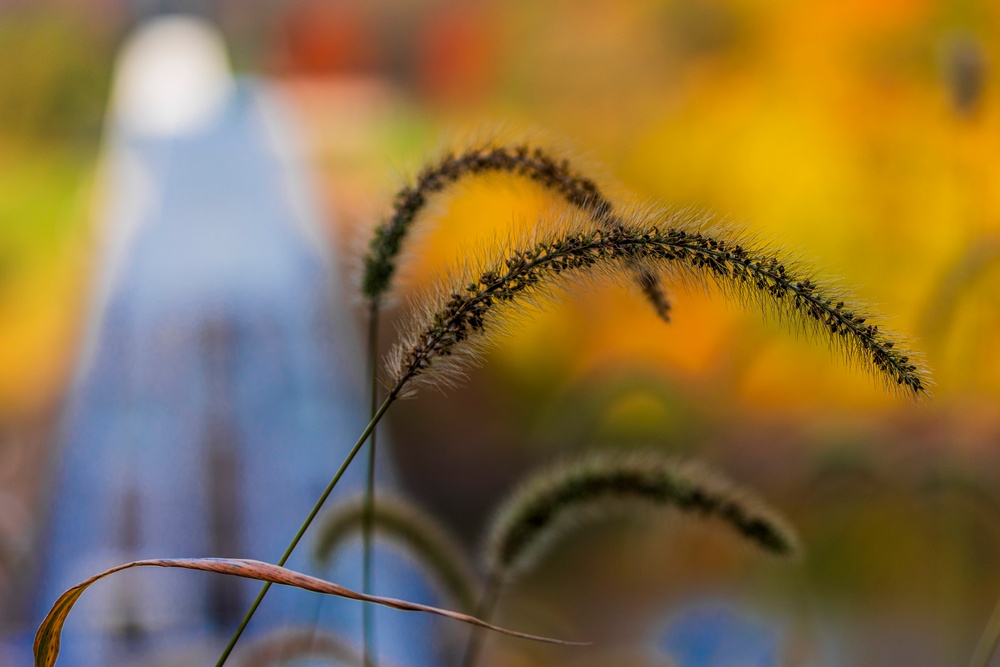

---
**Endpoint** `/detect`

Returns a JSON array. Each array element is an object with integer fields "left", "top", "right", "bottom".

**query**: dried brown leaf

[{"left": 34, "top": 557, "right": 586, "bottom": 667}]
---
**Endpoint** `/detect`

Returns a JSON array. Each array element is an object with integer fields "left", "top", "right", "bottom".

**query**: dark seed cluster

[
  {"left": 390, "top": 224, "right": 928, "bottom": 399},
  {"left": 362, "top": 144, "right": 671, "bottom": 319},
  {"left": 638, "top": 267, "right": 672, "bottom": 322},
  {"left": 670, "top": 232, "right": 925, "bottom": 394},
  {"left": 484, "top": 452, "right": 798, "bottom": 578},
  {"left": 390, "top": 228, "right": 632, "bottom": 397}
]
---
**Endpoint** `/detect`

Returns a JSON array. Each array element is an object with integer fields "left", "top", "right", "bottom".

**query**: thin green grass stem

[
  {"left": 363, "top": 305, "right": 381, "bottom": 667},
  {"left": 969, "top": 592, "right": 1000, "bottom": 667},
  {"left": 460, "top": 570, "right": 504, "bottom": 667},
  {"left": 215, "top": 395, "right": 395, "bottom": 667}
]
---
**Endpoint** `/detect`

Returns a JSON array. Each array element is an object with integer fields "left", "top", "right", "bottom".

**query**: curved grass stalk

[
  {"left": 362, "top": 306, "right": 379, "bottom": 667},
  {"left": 459, "top": 450, "right": 799, "bottom": 667},
  {"left": 314, "top": 493, "right": 479, "bottom": 612},
  {"left": 221, "top": 200, "right": 927, "bottom": 665},
  {"left": 361, "top": 142, "right": 670, "bottom": 319},
  {"left": 388, "top": 211, "right": 929, "bottom": 399},
  {"left": 484, "top": 451, "right": 799, "bottom": 578},
  {"left": 358, "top": 142, "right": 673, "bottom": 664}
]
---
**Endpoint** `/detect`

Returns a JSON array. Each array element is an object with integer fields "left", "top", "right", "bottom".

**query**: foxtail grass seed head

[
  {"left": 362, "top": 143, "right": 672, "bottom": 320},
  {"left": 483, "top": 451, "right": 800, "bottom": 580},
  {"left": 313, "top": 494, "right": 479, "bottom": 611},
  {"left": 387, "top": 211, "right": 929, "bottom": 400}
]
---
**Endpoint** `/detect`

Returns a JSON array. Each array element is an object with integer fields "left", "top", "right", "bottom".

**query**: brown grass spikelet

[
  {"left": 385, "top": 208, "right": 930, "bottom": 400},
  {"left": 313, "top": 493, "right": 479, "bottom": 612},
  {"left": 482, "top": 450, "right": 800, "bottom": 581},
  {"left": 361, "top": 141, "right": 672, "bottom": 320}
]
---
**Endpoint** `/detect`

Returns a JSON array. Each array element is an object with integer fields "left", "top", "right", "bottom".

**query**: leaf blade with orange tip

[{"left": 33, "top": 557, "right": 586, "bottom": 667}]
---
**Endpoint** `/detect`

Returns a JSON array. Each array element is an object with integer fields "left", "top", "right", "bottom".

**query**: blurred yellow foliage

[
  {"left": 6, "top": 0, "right": 1000, "bottom": 417},
  {"left": 0, "top": 254, "right": 83, "bottom": 415},
  {"left": 0, "top": 143, "right": 90, "bottom": 417},
  {"left": 408, "top": 0, "right": 1000, "bottom": 409}
]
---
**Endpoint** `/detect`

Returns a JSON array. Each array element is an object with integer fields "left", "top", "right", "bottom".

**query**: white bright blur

[{"left": 110, "top": 15, "right": 233, "bottom": 138}]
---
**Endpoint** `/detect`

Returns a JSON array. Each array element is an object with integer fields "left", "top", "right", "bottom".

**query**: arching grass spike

[
  {"left": 387, "top": 212, "right": 930, "bottom": 400},
  {"left": 483, "top": 450, "right": 800, "bottom": 581},
  {"left": 361, "top": 142, "right": 672, "bottom": 320},
  {"left": 314, "top": 493, "right": 479, "bottom": 612}
]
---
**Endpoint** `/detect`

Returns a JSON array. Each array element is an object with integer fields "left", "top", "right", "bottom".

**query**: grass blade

[{"left": 34, "top": 557, "right": 587, "bottom": 667}]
